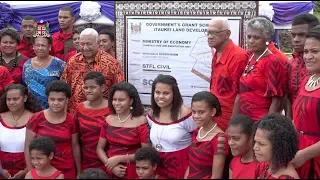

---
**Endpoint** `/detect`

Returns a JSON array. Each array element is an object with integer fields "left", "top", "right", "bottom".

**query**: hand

[
  {"left": 1, "top": 169, "right": 11, "bottom": 179},
  {"left": 291, "top": 150, "right": 307, "bottom": 168},
  {"left": 111, "top": 164, "right": 127, "bottom": 178},
  {"left": 105, "top": 156, "right": 120, "bottom": 170},
  {"left": 11, "top": 170, "right": 27, "bottom": 179}
]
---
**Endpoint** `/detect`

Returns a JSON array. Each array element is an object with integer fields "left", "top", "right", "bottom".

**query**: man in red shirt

[
  {"left": 61, "top": 28, "right": 124, "bottom": 115},
  {"left": 285, "top": 14, "right": 319, "bottom": 119},
  {"left": 208, "top": 17, "right": 249, "bottom": 131},
  {"left": 17, "top": 15, "right": 37, "bottom": 58},
  {"left": 52, "top": 6, "right": 75, "bottom": 62}
]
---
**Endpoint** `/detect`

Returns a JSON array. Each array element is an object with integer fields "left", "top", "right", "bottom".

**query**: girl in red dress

[
  {"left": 227, "top": 114, "right": 257, "bottom": 179},
  {"left": 25, "top": 137, "right": 64, "bottom": 179},
  {"left": 25, "top": 80, "right": 81, "bottom": 178},
  {"left": 74, "top": 71, "right": 110, "bottom": 171},
  {"left": 97, "top": 82, "right": 151, "bottom": 179},
  {"left": 232, "top": 17, "right": 286, "bottom": 121},
  {"left": 185, "top": 91, "right": 228, "bottom": 179},
  {"left": 0, "top": 28, "right": 29, "bottom": 84},
  {"left": 0, "top": 84, "right": 42, "bottom": 179},
  {"left": 291, "top": 26, "right": 320, "bottom": 179},
  {"left": 147, "top": 74, "right": 196, "bottom": 179},
  {"left": 254, "top": 114, "right": 299, "bottom": 179}
]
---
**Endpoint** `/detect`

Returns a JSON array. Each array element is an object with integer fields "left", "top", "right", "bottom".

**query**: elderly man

[
  {"left": 17, "top": 15, "right": 37, "bottom": 58},
  {"left": 52, "top": 6, "right": 76, "bottom": 62},
  {"left": 285, "top": 14, "right": 319, "bottom": 119},
  {"left": 61, "top": 28, "right": 124, "bottom": 115},
  {"left": 208, "top": 17, "right": 248, "bottom": 131}
]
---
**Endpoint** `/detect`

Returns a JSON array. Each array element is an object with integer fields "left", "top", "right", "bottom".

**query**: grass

[{"left": 314, "top": 12, "right": 320, "bottom": 21}]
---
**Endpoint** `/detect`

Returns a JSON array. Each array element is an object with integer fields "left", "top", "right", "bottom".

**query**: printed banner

[{"left": 126, "top": 16, "right": 242, "bottom": 105}]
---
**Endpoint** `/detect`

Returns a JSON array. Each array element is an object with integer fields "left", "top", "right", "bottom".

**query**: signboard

[{"left": 126, "top": 16, "right": 242, "bottom": 105}]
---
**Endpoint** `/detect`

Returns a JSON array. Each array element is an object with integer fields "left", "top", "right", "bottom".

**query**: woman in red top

[
  {"left": 97, "top": 82, "right": 151, "bottom": 179},
  {"left": 254, "top": 114, "right": 299, "bottom": 179},
  {"left": 185, "top": 91, "right": 228, "bottom": 179},
  {"left": 291, "top": 26, "right": 320, "bottom": 179},
  {"left": 0, "top": 65, "right": 13, "bottom": 96},
  {"left": 25, "top": 137, "right": 64, "bottom": 179},
  {"left": 227, "top": 114, "right": 257, "bottom": 179},
  {"left": 0, "top": 28, "right": 29, "bottom": 83},
  {"left": 24, "top": 80, "right": 81, "bottom": 179},
  {"left": 74, "top": 71, "right": 110, "bottom": 171},
  {"left": 0, "top": 84, "right": 42, "bottom": 179},
  {"left": 232, "top": 17, "right": 286, "bottom": 121}
]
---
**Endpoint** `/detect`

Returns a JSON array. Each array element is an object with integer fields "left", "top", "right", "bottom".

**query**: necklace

[
  {"left": 0, "top": 51, "right": 19, "bottom": 72},
  {"left": 243, "top": 48, "right": 269, "bottom": 76},
  {"left": 12, "top": 110, "right": 25, "bottom": 127},
  {"left": 155, "top": 124, "right": 165, "bottom": 151},
  {"left": 117, "top": 113, "right": 132, "bottom": 123},
  {"left": 307, "top": 74, "right": 320, "bottom": 87},
  {"left": 198, "top": 123, "right": 217, "bottom": 139}
]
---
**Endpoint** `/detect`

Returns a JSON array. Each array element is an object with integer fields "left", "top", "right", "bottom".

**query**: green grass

[{"left": 314, "top": 12, "right": 320, "bottom": 21}]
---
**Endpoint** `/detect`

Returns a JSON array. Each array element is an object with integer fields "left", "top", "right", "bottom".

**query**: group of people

[{"left": 0, "top": 4, "right": 319, "bottom": 179}]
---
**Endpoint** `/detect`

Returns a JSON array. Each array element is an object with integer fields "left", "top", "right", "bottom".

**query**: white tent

[{"left": 0, "top": 1, "right": 114, "bottom": 26}]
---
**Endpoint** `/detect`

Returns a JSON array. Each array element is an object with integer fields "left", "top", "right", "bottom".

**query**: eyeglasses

[{"left": 204, "top": 30, "right": 229, "bottom": 36}]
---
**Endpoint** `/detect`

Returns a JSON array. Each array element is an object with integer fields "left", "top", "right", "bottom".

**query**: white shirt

[
  {"left": 0, "top": 120, "right": 26, "bottom": 153},
  {"left": 147, "top": 113, "right": 196, "bottom": 152}
]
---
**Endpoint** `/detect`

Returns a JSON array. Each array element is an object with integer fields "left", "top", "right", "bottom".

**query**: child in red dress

[
  {"left": 25, "top": 137, "right": 64, "bottom": 179},
  {"left": 135, "top": 147, "right": 165, "bottom": 179},
  {"left": 227, "top": 114, "right": 257, "bottom": 178},
  {"left": 74, "top": 71, "right": 110, "bottom": 171},
  {"left": 254, "top": 114, "right": 299, "bottom": 179},
  {"left": 186, "top": 91, "right": 228, "bottom": 179}
]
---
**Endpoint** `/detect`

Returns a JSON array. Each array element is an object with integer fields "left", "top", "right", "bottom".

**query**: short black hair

[
  {"left": 31, "top": 36, "right": 53, "bottom": 45},
  {"left": 22, "top": 15, "right": 36, "bottom": 22},
  {"left": 59, "top": 6, "right": 75, "bottom": 17},
  {"left": 135, "top": 147, "right": 160, "bottom": 166},
  {"left": 99, "top": 29, "right": 115, "bottom": 41},
  {"left": 0, "top": 28, "right": 21, "bottom": 45},
  {"left": 84, "top": 71, "right": 106, "bottom": 86},
  {"left": 79, "top": 168, "right": 109, "bottom": 179},
  {"left": 29, "top": 136, "right": 56, "bottom": 156},
  {"left": 228, "top": 114, "right": 254, "bottom": 136},
  {"left": 108, "top": 82, "right": 144, "bottom": 117},
  {"left": 73, "top": 27, "right": 85, "bottom": 35},
  {"left": 45, "top": 80, "right": 72, "bottom": 98},
  {"left": 292, "top": 14, "right": 319, "bottom": 29},
  {"left": 254, "top": 113, "right": 299, "bottom": 172},
  {"left": 191, "top": 91, "right": 222, "bottom": 117},
  {"left": 306, "top": 25, "right": 320, "bottom": 41},
  {"left": 151, "top": 74, "right": 183, "bottom": 121}
]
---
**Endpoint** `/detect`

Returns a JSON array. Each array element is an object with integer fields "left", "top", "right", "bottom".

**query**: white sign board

[{"left": 126, "top": 16, "right": 242, "bottom": 106}]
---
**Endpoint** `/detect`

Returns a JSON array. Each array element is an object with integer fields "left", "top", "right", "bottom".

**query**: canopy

[{"left": 0, "top": 1, "right": 114, "bottom": 33}]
